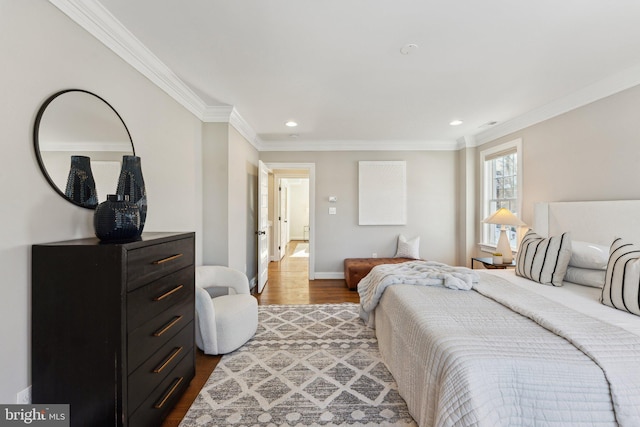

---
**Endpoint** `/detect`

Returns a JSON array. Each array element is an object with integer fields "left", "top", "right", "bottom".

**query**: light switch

[
  {"left": 328, "top": 196, "right": 337, "bottom": 203},
  {"left": 328, "top": 207, "right": 337, "bottom": 215}
]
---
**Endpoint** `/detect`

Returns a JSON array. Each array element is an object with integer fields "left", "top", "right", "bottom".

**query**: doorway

[
  {"left": 277, "top": 177, "right": 309, "bottom": 260},
  {"left": 262, "top": 163, "right": 315, "bottom": 288}
]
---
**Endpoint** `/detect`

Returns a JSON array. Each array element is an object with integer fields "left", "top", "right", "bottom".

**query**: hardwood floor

[{"left": 161, "top": 241, "right": 358, "bottom": 426}]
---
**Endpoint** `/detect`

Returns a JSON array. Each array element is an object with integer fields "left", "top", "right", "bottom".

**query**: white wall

[
  {"left": 476, "top": 84, "right": 640, "bottom": 245},
  {"left": 0, "top": 2, "right": 203, "bottom": 403},
  {"left": 227, "top": 127, "right": 259, "bottom": 278},
  {"left": 201, "top": 124, "right": 259, "bottom": 281},
  {"left": 284, "top": 178, "right": 309, "bottom": 240},
  {"left": 202, "top": 123, "right": 229, "bottom": 265},
  {"left": 260, "top": 151, "right": 458, "bottom": 275}
]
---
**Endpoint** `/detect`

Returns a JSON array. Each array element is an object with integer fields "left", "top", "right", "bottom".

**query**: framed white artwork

[{"left": 358, "top": 161, "right": 406, "bottom": 225}]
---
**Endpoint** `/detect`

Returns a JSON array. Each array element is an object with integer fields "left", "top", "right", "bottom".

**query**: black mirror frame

[{"left": 33, "top": 89, "right": 135, "bottom": 209}]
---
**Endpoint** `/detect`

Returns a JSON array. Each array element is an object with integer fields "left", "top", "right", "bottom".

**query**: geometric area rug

[{"left": 179, "top": 303, "right": 416, "bottom": 426}]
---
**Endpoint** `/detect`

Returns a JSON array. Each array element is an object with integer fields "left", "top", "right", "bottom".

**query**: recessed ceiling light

[
  {"left": 449, "top": 119, "right": 463, "bottom": 126},
  {"left": 400, "top": 43, "right": 419, "bottom": 55},
  {"left": 285, "top": 121, "right": 298, "bottom": 127}
]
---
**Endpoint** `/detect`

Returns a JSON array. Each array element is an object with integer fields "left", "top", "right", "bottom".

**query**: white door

[
  {"left": 257, "top": 161, "right": 270, "bottom": 293},
  {"left": 278, "top": 181, "right": 289, "bottom": 259}
]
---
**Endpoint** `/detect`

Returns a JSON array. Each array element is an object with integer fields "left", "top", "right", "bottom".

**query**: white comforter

[
  {"left": 370, "top": 270, "right": 640, "bottom": 426},
  {"left": 358, "top": 261, "right": 478, "bottom": 327}
]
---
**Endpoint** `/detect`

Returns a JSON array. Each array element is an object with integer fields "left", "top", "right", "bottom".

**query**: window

[{"left": 480, "top": 139, "right": 523, "bottom": 250}]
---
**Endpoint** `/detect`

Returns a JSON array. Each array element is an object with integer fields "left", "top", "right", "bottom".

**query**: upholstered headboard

[{"left": 533, "top": 200, "right": 640, "bottom": 246}]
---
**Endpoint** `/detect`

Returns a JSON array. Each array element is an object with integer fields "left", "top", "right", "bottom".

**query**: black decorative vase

[
  {"left": 94, "top": 194, "right": 141, "bottom": 242},
  {"left": 65, "top": 155, "right": 98, "bottom": 208},
  {"left": 116, "top": 155, "right": 147, "bottom": 236}
]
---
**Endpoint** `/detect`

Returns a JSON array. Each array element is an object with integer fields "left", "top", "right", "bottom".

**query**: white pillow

[
  {"left": 395, "top": 234, "right": 420, "bottom": 259},
  {"left": 564, "top": 267, "right": 606, "bottom": 288},
  {"left": 601, "top": 238, "right": 640, "bottom": 316},
  {"left": 515, "top": 230, "right": 571, "bottom": 286},
  {"left": 569, "top": 240, "right": 609, "bottom": 270}
]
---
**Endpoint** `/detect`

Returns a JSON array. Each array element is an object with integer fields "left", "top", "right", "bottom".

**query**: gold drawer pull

[
  {"left": 154, "top": 377, "right": 184, "bottom": 409},
  {"left": 153, "top": 284, "right": 184, "bottom": 302},
  {"left": 153, "top": 347, "right": 183, "bottom": 374},
  {"left": 152, "top": 253, "right": 183, "bottom": 265},
  {"left": 153, "top": 315, "right": 183, "bottom": 337}
]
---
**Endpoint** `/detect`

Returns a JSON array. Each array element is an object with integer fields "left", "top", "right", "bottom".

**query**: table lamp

[{"left": 483, "top": 208, "right": 526, "bottom": 263}]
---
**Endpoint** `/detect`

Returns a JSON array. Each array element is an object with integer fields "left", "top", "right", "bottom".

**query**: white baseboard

[{"left": 314, "top": 272, "right": 345, "bottom": 280}]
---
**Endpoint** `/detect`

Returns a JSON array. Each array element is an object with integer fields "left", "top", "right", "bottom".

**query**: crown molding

[
  {"left": 258, "top": 139, "right": 458, "bottom": 152},
  {"left": 200, "top": 106, "right": 262, "bottom": 151},
  {"left": 456, "top": 135, "right": 476, "bottom": 150},
  {"left": 51, "top": 0, "right": 640, "bottom": 153},
  {"left": 200, "top": 105, "right": 234, "bottom": 122},
  {"left": 229, "top": 109, "right": 262, "bottom": 151},
  {"left": 49, "top": 0, "right": 208, "bottom": 119},
  {"left": 472, "top": 64, "right": 640, "bottom": 146},
  {"left": 50, "top": 0, "right": 265, "bottom": 150}
]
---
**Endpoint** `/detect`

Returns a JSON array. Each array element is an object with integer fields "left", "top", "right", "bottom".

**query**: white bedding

[
  {"left": 371, "top": 266, "right": 640, "bottom": 427},
  {"left": 485, "top": 269, "right": 640, "bottom": 336}
]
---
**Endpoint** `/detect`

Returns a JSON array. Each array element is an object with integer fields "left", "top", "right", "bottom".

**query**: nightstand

[{"left": 471, "top": 257, "right": 516, "bottom": 269}]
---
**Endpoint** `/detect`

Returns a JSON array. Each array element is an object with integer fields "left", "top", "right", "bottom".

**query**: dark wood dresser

[{"left": 32, "top": 232, "right": 196, "bottom": 427}]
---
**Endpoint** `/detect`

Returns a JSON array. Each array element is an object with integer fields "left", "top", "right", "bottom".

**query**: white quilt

[
  {"left": 371, "top": 271, "right": 640, "bottom": 426},
  {"left": 358, "top": 261, "right": 478, "bottom": 327}
]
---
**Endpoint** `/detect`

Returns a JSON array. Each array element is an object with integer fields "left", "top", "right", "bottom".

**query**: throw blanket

[{"left": 358, "top": 260, "right": 477, "bottom": 327}]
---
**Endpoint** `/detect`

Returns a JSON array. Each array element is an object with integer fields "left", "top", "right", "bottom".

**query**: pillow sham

[
  {"left": 601, "top": 238, "right": 640, "bottom": 316},
  {"left": 395, "top": 234, "right": 420, "bottom": 259},
  {"left": 569, "top": 240, "right": 609, "bottom": 270},
  {"left": 515, "top": 230, "right": 571, "bottom": 286},
  {"left": 564, "top": 266, "right": 606, "bottom": 288}
]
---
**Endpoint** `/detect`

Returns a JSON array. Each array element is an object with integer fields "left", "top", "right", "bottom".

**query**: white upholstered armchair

[{"left": 195, "top": 265, "right": 258, "bottom": 355}]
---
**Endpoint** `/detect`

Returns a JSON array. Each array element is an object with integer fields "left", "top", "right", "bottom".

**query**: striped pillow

[
  {"left": 601, "top": 238, "right": 640, "bottom": 316},
  {"left": 515, "top": 230, "right": 571, "bottom": 286}
]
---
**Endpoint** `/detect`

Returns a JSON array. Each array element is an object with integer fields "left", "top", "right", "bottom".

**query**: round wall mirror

[{"left": 34, "top": 89, "right": 135, "bottom": 209}]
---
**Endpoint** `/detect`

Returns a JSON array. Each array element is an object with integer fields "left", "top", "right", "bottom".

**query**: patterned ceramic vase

[
  {"left": 93, "top": 194, "right": 141, "bottom": 241},
  {"left": 116, "top": 155, "right": 147, "bottom": 236},
  {"left": 65, "top": 155, "right": 98, "bottom": 208}
]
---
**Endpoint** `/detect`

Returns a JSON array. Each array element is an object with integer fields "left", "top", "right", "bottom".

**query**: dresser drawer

[
  {"left": 127, "top": 237, "right": 194, "bottom": 291},
  {"left": 128, "top": 297, "right": 194, "bottom": 373},
  {"left": 127, "top": 267, "right": 194, "bottom": 332},
  {"left": 128, "top": 349, "right": 195, "bottom": 427},
  {"left": 128, "top": 321, "right": 193, "bottom": 414}
]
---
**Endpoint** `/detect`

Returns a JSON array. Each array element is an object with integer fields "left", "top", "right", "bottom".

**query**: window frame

[{"left": 479, "top": 138, "right": 523, "bottom": 253}]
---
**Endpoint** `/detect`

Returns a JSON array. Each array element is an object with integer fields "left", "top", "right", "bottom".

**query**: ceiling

[{"left": 58, "top": 0, "right": 640, "bottom": 150}]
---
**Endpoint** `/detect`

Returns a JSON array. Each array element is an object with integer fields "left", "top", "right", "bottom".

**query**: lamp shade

[{"left": 483, "top": 208, "right": 526, "bottom": 227}]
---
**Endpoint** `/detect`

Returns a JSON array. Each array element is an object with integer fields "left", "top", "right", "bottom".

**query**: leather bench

[{"left": 344, "top": 257, "right": 415, "bottom": 290}]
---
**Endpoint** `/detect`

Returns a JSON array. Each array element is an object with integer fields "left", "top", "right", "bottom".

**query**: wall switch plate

[
  {"left": 17, "top": 386, "right": 31, "bottom": 404},
  {"left": 328, "top": 207, "right": 337, "bottom": 215},
  {"left": 372, "top": 253, "right": 378, "bottom": 258},
  {"left": 328, "top": 196, "right": 337, "bottom": 203}
]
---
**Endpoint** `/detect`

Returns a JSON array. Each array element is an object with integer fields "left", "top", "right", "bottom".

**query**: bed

[{"left": 360, "top": 201, "right": 640, "bottom": 426}]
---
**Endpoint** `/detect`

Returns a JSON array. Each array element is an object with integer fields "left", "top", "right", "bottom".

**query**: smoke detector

[{"left": 400, "top": 44, "right": 419, "bottom": 55}]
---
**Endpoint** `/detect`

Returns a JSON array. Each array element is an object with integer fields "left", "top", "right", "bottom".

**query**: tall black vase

[
  {"left": 65, "top": 155, "right": 98, "bottom": 208},
  {"left": 116, "top": 155, "right": 147, "bottom": 235}
]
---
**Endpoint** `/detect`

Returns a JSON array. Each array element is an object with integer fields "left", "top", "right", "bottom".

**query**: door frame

[{"left": 265, "top": 162, "right": 316, "bottom": 280}]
